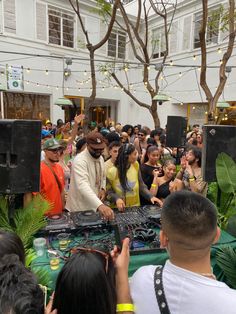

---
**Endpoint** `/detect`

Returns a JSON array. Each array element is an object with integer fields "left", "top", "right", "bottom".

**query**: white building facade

[{"left": 0, "top": 0, "right": 235, "bottom": 128}]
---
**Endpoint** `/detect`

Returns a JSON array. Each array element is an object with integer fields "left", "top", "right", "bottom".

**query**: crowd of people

[
  {"left": 36, "top": 118, "right": 207, "bottom": 219},
  {"left": 1, "top": 118, "right": 236, "bottom": 313}
]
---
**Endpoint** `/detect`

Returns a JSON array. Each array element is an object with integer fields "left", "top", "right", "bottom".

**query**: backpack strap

[{"left": 153, "top": 265, "right": 171, "bottom": 314}]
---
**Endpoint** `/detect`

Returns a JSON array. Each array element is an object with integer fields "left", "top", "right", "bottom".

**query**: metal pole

[{"left": 0, "top": 91, "right": 4, "bottom": 119}]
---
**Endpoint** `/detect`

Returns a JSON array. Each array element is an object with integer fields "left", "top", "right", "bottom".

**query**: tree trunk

[{"left": 150, "top": 100, "right": 160, "bottom": 128}]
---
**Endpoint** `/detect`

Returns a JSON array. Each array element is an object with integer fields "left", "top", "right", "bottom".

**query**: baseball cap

[
  {"left": 86, "top": 132, "right": 106, "bottom": 149},
  {"left": 41, "top": 129, "right": 51, "bottom": 139},
  {"left": 43, "top": 138, "right": 62, "bottom": 150}
]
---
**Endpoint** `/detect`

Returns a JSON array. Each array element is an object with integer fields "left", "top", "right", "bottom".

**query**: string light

[
  {"left": 180, "top": 102, "right": 183, "bottom": 106},
  {"left": 147, "top": 66, "right": 150, "bottom": 71},
  {"left": 192, "top": 106, "right": 196, "bottom": 110},
  {"left": 179, "top": 72, "right": 182, "bottom": 77},
  {"left": 205, "top": 111, "right": 208, "bottom": 115},
  {"left": 193, "top": 55, "right": 196, "bottom": 61},
  {"left": 45, "top": 70, "right": 49, "bottom": 75},
  {"left": 36, "top": 83, "right": 39, "bottom": 87},
  {"left": 102, "top": 87, "right": 104, "bottom": 91},
  {"left": 26, "top": 81, "right": 29, "bottom": 85},
  {"left": 56, "top": 86, "right": 59, "bottom": 90},
  {"left": 170, "top": 60, "right": 173, "bottom": 66},
  {"left": 198, "top": 67, "right": 201, "bottom": 71},
  {"left": 26, "top": 68, "right": 31, "bottom": 73},
  {"left": 84, "top": 70, "right": 87, "bottom": 76},
  {"left": 220, "top": 60, "right": 223, "bottom": 65},
  {"left": 218, "top": 48, "right": 222, "bottom": 54}
]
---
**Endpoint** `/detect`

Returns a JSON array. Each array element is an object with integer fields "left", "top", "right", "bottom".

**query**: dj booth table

[{"left": 31, "top": 229, "right": 236, "bottom": 290}]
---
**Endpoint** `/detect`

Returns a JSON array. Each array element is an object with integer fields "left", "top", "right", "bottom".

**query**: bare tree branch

[
  {"left": 199, "top": 0, "right": 236, "bottom": 119},
  {"left": 199, "top": 0, "right": 213, "bottom": 103},
  {"left": 111, "top": 72, "right": 151, "bottom": 110}
]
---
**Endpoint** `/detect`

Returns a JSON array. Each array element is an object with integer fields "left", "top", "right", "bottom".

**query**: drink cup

[
  {"left": 48, "top": 251, "right": 60, "bottom": 270},
  {"left": 57, "top": 233, "right": 69, "bottom": 251},
  {"left": 33, "top": 238, "right": 46, "bottom": 257}
]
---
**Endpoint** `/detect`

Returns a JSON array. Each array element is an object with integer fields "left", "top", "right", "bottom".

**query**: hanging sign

[{"left": 7, "top": 65, "right": 24, "bottom": 91}]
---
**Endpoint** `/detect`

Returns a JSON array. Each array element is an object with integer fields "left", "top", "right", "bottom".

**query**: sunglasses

[
  {"left": 70, "top": 247, "right": 109, "bottom": 274},
  {"left": 138, "top": 133, "right": 145, "bottom": 137},
  {"left": 49, "top": 148, "right": 61, "bottom": 153}
]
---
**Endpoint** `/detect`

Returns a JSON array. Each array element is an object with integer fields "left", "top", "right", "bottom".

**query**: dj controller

[{"left": 39, "top": 205, "right": 164, "bottom": 255}]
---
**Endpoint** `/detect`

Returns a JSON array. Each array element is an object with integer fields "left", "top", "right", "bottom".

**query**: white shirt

[
  {"left": 65, "top": 148, "right": 106, "bottom": 212},
  {"left": 130, "top": 260, "right": 236, "bottom": 314}
]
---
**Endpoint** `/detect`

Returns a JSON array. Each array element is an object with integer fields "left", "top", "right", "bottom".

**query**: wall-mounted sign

[{"left": 7, "top": 65, "right": 24, "bottom": 91}]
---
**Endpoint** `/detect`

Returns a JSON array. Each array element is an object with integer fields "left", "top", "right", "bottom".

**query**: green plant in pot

[{"left": 0, "top": 194, "right": 52, "bottom": 288}]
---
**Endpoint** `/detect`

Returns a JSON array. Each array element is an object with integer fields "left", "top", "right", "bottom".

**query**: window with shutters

[
  {"left": 169, "top": 21, "right": 179, "bottom": 55},
  {"left": 108, "top": 30, "right": 126, "bottom": 59},
  {"left": 193, "top": 8, "right": 220, "bottom": 49},
  {"left": 3, "top": 0, "right": 16, "bottom": 34},
  {"left": 48, "top": 6, "right": 74, "bottom": 48},
  {"left": 182, "top": 15, "right": 192, "bottom": 51},
  {"left": 152, "top": 28, "right": 166, "bottom": 59}
]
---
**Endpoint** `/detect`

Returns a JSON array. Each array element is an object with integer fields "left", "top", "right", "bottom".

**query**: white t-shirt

[{"left": 130, "top": 260, "right": 236, "bottom": 314}]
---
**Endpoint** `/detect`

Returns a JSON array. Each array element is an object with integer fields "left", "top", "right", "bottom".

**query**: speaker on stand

[
  {"left": 166, "top": 116, "right": 187, "bottom": 147},
  {"left": 0, "top": 119, "right": 42, "bottom": 219},
  {"left": 202, "top": 125, "right": 236, "bottom": 182}
]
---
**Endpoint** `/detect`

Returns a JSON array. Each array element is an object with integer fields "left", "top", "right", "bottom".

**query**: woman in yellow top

[{"left": 106, "top": 144, "right": 162, "bottom": 211}]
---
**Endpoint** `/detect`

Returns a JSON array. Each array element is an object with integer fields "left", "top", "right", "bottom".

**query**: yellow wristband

[
  {"left": 116, "top": 303, "right": 135, "bottom": 312},
  {"left": 189, "top": 177, "right": 195, "bottom": 182},
  {"left": 151, "top": 184, "right": 157, "bottom": 188}
]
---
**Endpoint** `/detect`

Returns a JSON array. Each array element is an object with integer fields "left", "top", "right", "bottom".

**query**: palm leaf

[
  {"left": 0, "top": 196, "right": 13, "bottom": 232},
  {"left": 216, "top": 153, "right": 236, "bottom": 194},
  {"left": 14, "top": 195, "right": 49, "bottom": 248},
  {"left": 216, "top": 245, "right": 236, "bottom": 289},
  {"left": 25, "top": 248, "right": 52, "bottom": 288},
  {"left": 34, "top": 268, "right": 52, "bottom": 288}
]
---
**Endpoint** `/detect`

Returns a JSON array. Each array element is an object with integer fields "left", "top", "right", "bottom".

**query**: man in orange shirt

[{"left": 40, "top": 138, "right": 65, "bottom": 216}]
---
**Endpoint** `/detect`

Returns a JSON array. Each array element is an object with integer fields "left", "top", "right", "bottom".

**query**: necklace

[{"left": 198, "top": 272, "right": 216, "bottom": 280}]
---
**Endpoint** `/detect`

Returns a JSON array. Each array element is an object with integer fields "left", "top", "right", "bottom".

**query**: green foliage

[
  {"left": 216, "top": 153, "right": 236, "bottom": 194},
  {"left": 0, "top": 196, "right": 51, "bottom": 288},
  {"left": 90, "top": 0, "right": 112, "bottom": 21},
  {"left": 216, "top": 245, "right": 236, "bottom": 289},
  {"left": 0, "top": 194, "right": 49, "bottom": 248},
  {"left": 25, "top": 248, "right": 52, "bottom": 289},
  {"left": 209, "top": 153, "right": 236, "bottom": 230}
]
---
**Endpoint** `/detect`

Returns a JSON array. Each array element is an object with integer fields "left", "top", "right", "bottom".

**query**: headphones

[{"left": 133, "top": 227, "right": 156, "bottom": 242}]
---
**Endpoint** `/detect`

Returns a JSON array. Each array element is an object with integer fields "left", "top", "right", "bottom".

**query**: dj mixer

[{"left": 38, "top": 205, "right": 164, "bottom": 255}]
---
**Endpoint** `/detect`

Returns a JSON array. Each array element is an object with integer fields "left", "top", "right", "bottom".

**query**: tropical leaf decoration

[
  {"left": 25, "top": 248, "right": 52, "bottom": 289},
  {"left": 216, "top": 152, "right": 236, "bottom": 194},
  {"left": 0, "top": 194, "right": 49, "bottom": 248},
  {"left": 216, "top": 245, "right": 236, "bottom": 289},
  {"left": 14, "top": 195, "right": 49, "bottom": 248},
  {"left": 0, "top": 196, "right": 51, "bottom": 289},
  {"left": 0, "top": 196, "right": 13, "bottom": 232}
]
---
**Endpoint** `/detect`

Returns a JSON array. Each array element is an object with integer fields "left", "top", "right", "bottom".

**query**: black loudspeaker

[
  {"left": 0, "top": 120, "right": 41, "bottom": 194},
  {"left": 166, "top": 116, "right": 187, "bottom": 147},
  {"left": 202, "top": 125, "right": 236, "bottom": 182}
]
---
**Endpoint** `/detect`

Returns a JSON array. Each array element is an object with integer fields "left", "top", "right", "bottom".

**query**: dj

[{"left": 66, "top": 132, "right": 114, "bottom": 220}]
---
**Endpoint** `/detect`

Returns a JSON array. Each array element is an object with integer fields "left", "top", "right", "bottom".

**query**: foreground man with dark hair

[{"left": 130, "top": 191, "right": 236, "bottom": 314}]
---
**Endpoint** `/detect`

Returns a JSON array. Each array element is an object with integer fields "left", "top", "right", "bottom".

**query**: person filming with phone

[{"left": 176, "top": 146, "right": 207, "bottom": 196}]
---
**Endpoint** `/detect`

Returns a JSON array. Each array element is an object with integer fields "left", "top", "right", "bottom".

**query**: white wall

[{"left": 0, "top": 0, "right": 235, "bottom": 128}]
